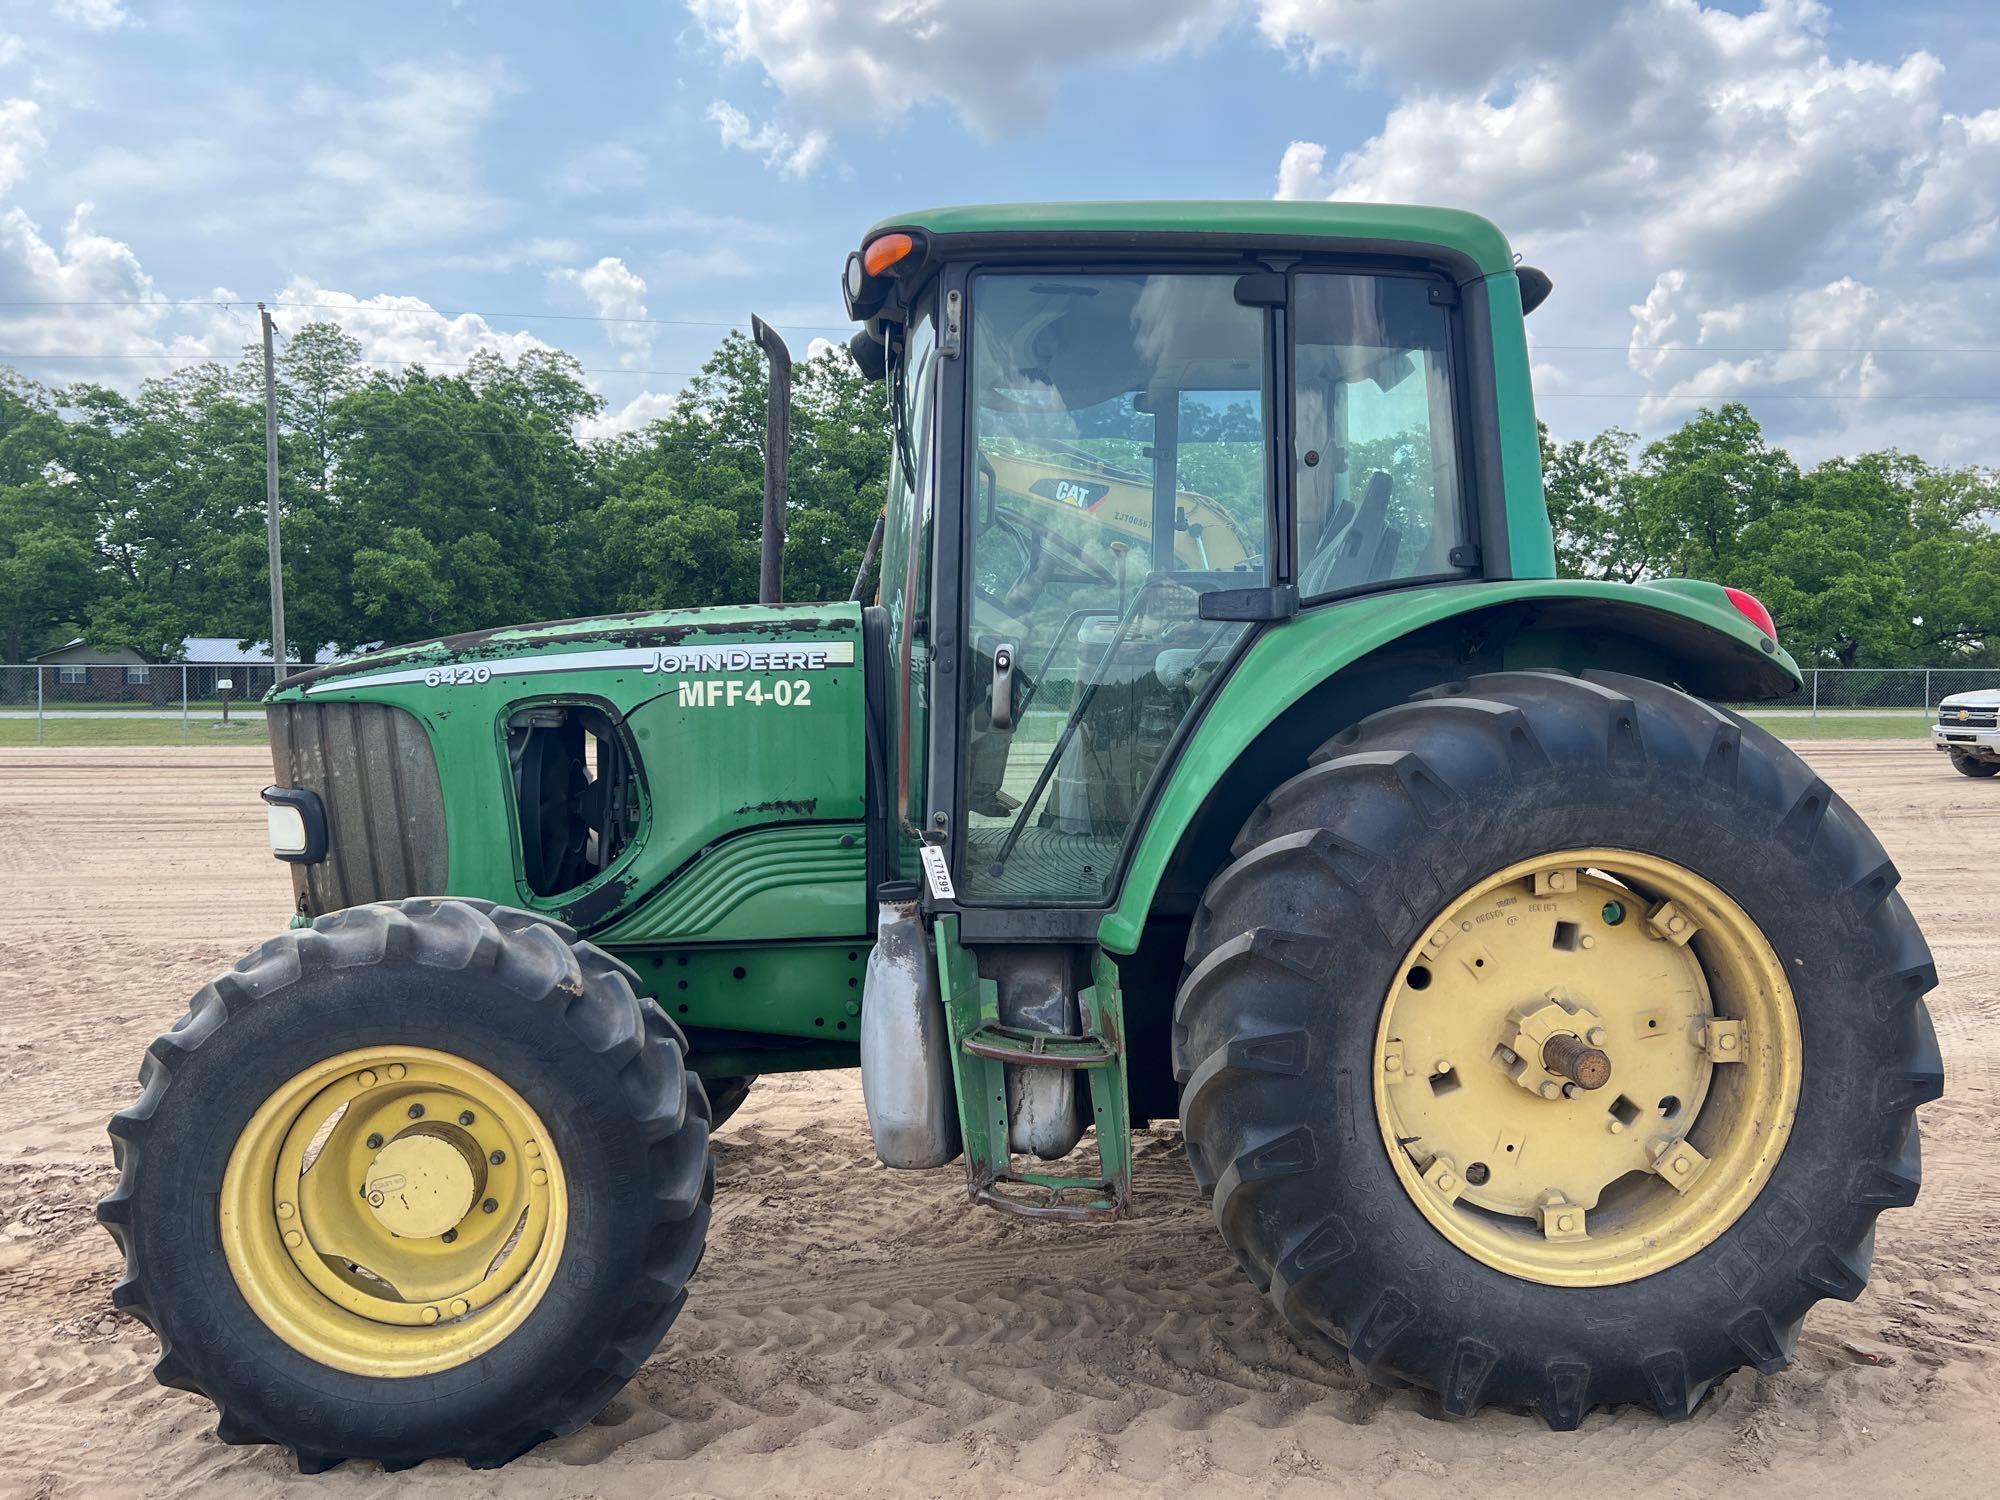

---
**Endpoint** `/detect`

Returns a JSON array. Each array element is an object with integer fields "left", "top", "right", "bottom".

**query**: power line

[
  {"left": 1537, "top": 343, "right": 2000, "bottom": 354},
  {"left": 0, "top": 299, "right": 1990, "bottom": 352},
  {"left": 0, "top": 296, "right": 854, "bottom": 334},
  {"left": 0, "top": 350, "right": 701, "bottom": 380},
  {"left": 1537, "top": 392, "right": 2000, "bottom": 401}
]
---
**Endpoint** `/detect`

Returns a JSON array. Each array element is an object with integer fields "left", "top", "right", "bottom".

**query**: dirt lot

[{"left": 1, "top": 743, "right": 1994, "bottom": 1498}]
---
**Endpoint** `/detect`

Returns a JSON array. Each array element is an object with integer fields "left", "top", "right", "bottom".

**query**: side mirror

[
  {"left": 1518, "top": 266, "right": 1554, "bottom": 315},
  {"left": 849, "top": 329, "right": 887, "bottom": 382}
]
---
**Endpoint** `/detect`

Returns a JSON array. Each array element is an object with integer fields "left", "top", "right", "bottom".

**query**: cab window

[{"left": 1292, "top": 272, "right": 1466, "bottom": 597}]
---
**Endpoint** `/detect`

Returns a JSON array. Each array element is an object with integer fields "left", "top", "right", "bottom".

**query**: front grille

[
  {"left": 1938, "top": 705, "right": 1998, "bottom": 728},
  {"left": 268, "top": 700, "right": 448, "bottom": 915}
]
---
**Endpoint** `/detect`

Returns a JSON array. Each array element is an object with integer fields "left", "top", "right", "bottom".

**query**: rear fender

[{"left": 1099, "top": 577, "right": 1797, "bottom": 953}]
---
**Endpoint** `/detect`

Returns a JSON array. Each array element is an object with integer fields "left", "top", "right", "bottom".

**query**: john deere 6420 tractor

[{"left": 99, "top": 203, "right": 1941, "bottom": 1469}]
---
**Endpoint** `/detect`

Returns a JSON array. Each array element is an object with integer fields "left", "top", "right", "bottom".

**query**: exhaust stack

[{"left": 751, "top": 315, "right": 791, "bottom": 606}]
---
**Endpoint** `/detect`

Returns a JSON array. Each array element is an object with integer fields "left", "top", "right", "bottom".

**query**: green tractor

[{"left": 99, "top": 203, "right": 1941, "bottom": 1469}]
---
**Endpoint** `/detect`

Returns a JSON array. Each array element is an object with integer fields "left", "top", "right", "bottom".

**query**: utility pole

[{"left": 259, "top": 303, "right": 288, "bottom": 680}]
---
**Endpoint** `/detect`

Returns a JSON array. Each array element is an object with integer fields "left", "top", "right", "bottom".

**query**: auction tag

[{"left": 919, "top": 843, "right": 957, "bottom": 902}]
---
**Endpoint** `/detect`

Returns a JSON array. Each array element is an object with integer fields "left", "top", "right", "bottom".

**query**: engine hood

[
  {"left": 1938, "top": 687, "right": 2000, "bottom": 709},
  {"left": 273, "top": 602, "right": 865, "bottom": 701}
]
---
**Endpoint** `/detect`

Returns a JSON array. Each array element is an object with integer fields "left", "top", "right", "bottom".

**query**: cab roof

[{"left": 862, "top": 201, "right": 1517, "bottom": 280}]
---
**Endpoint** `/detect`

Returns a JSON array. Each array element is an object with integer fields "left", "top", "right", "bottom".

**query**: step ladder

[{"left": 934, "top": 916, "right": 1132, "bottom": 1221}]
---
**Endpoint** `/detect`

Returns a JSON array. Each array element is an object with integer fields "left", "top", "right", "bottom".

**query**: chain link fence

[
  {"left": 0, "top": 663, "right": 295, "bottom": 744},
  {"left": 2, "top": 660, "right": 1995, "bottom": 744}
]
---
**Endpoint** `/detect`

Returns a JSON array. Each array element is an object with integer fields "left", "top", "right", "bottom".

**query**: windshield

[{"left": 960, "top": 273, "right": 1270, "bottom": 902}]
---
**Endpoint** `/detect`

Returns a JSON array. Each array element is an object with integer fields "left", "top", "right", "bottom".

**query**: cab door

[{"left": 947, "top": 269, "right": 1276, "bottom": 908}]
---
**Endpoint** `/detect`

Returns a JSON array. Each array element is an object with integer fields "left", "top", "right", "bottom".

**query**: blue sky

[{"left": 4, "top": 1, "right": 1999, "bottom": 460}]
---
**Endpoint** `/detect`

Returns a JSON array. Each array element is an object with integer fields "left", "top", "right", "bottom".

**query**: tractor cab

[{"left": 843, "top": 205, "right": 1501, "bottom": 918}]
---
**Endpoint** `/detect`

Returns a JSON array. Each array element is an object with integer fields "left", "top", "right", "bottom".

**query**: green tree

[{"left": 0, "top": 374, "right": 99, "bottom": 660}]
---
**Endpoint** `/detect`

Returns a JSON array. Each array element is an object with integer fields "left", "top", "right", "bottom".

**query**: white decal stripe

[{"left": 305, "top": 639, "right": 855, "bottom": 696}]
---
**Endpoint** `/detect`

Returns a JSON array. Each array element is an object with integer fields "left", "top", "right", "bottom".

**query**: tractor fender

[{"left": 1099, "top": 577, "right": 1798, "bottom": 954}]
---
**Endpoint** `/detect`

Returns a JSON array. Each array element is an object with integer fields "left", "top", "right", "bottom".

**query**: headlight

[{"left": 261, "top": 785, "right": 328, "bottom": 864}]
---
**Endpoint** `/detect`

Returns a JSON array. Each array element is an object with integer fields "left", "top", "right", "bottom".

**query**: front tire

[
  {"left": 97, "top": 898, "right": 713, "bottom": 1471},
  {"left": 1175, "top": 670, "right": 1940, "bottom": 1427},
  {"left": 1950, "top": 751, "right": 2000, "bottom": 777}
]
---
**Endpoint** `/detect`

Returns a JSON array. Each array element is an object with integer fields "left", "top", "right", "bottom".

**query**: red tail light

[{"left": 1724, "top": 587, "right": 1777, "bottom": 641}]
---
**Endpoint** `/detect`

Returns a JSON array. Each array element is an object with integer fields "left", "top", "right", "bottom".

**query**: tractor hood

[
  {"left": 263, "top": 600, "right": 872, "bottom": 940},
  {"left": 273, "top": 602, "right": 866, "bottom": 702}
]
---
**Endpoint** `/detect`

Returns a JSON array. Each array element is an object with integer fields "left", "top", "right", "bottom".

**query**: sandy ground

[{"left": 0, "top": 743, "right": 1994, "bottom": 1499}]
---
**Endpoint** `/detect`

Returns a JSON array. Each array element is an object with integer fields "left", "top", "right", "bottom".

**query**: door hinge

[
  {"left": 1448, "top": 543, "right": 1482, "bottom": 570},
  {"left": 940, "top": 287, "right": 963, "bottom": 359}
]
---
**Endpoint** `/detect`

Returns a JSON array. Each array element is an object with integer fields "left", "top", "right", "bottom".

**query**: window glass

[
  {"left": 1292, "top": 273, "right": 1465, "bottom": 597},
  {"left": 880, "top": 308, "right": 937, "bottom": 854},
  {"left": 960, "top": 273, "right": 1269, "bottom": 903}
]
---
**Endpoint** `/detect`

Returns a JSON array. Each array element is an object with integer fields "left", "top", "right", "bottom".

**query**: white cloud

[
  {"left": 1272, "top": 0, "right": 2000, "bottom": 460},
  {"left": 552, "top": 140, "right": 646, "bottom": 198},
  {"left": 0, "top": 97, "right": 41, "bottom": 193},
  {"left": 549, "top": 255, "right": 652, "bottom": 366},
  {"left": 705, "top": 99, "right": 827, "bottom": 179},
  {"left": 295, "top": 57, "right": 517, "bottom": 251},
  {"left": 52, "top": 0, "right": 128, "bottom": 32},
  {"left": 0, "top": 35, "right": 24, "bottom": 66},
  {"left": 0, "top": 201, "right": 239, "bottom": 387},
  {"left": 265, "top": 281, "right": 555, "bottom": 372},
  {"left": 580, "top": 388, "right": 678, "bottom": 442},
  {"left": 688, "top": 0, "right": 1232, "bottom": 138}
]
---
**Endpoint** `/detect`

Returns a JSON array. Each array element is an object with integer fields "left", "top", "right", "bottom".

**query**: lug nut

[
  {"left": 1586, "top": 1027, "right": 1608, "bottom": 1047},
  {"left": 356, "top": 1069, "right": 378, "bottom": 1088},
  {"left": 408, "top": 1103, "right": 425, "bottom": 1119},
  {"left": 489, "top": 1150, "right": 506, "bottom": 1165},
  {"left": 482, "top": 1198, "right": 499, "bottom": 1214},
  {"left": 1539, "top": 1081, "right": 1562, "bottom": 1100},
  {"left": 366, "top": 1133, "right": 384, "bottom": 1149},
  {"left": 458, "top": 1111, "right": 476, "bottom": 1126},
  {"left": 441, "top": 1228, "right": 458, "bottom": 1244}
]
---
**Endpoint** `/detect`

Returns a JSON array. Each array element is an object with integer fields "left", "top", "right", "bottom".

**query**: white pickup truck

[{"left": 1934, "top": 689, "right": 2000, "bottom": 776}]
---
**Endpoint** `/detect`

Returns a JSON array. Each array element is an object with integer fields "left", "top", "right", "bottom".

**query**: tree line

[{"left": 1, "top": 321, "right": 1995, "bottom": 667}]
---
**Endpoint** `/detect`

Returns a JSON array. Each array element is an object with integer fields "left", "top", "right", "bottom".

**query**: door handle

[{"left": 991, "top": 642, "right": 1016, "bottom": 730}]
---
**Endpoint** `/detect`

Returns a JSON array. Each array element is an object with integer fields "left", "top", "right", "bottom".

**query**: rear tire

[
  {"left": 98, "top": 898, "right": 713, "bottom": 1471},
  {"left": 1950, "top": 751, "right": 2000, "bottom": 777},
  {"left": 1175, "top": 670, "right": 1940, "bottom": 1427}
]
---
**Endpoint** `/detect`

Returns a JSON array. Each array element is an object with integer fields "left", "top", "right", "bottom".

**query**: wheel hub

[
  {"left": 1373, "top": 850, "right": 1800, "bottom": 1286},
  {"left": 219, "top": 1047, "right": 567, "bottom": 1376},
  {"left": 363, "top": 1131, "right": 483, "bottom": 1239}
]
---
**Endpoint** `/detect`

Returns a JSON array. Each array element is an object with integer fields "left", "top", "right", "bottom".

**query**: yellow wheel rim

[
  {"left": 1373, "top": 849, "right": 1800, "bottom": 1286},
  {"left": 220, "top": 1046, "right": 568, "bottom": 1376}
]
